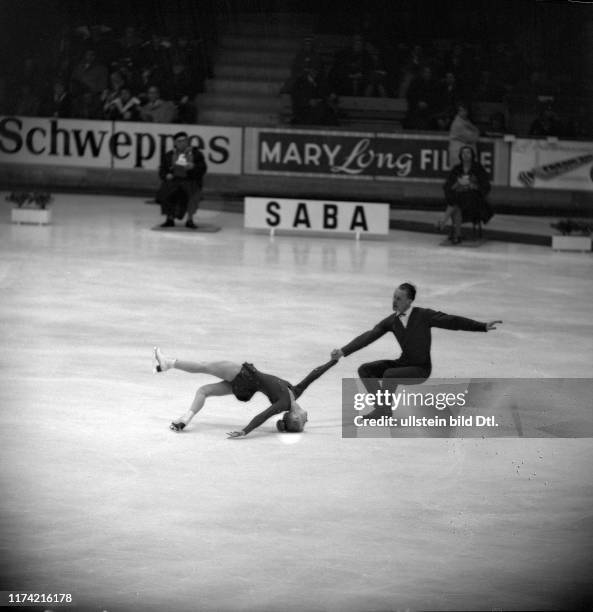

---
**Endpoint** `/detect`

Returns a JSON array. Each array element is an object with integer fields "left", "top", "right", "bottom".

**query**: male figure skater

[{"left": 331, "top": 282, "right": 502, "bottom": 419}]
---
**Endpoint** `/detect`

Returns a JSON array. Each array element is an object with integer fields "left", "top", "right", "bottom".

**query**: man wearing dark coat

[
  {"left": 332, "top": 283, "right": 502, "bottom": 419},
  {"left": 156, "top": 131, "right": 207, "bottom": 229}
]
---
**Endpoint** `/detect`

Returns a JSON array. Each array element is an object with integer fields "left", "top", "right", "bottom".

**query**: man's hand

[
  {"left": 485, "top": 320, "right": 503, "bottom": 331},
  {"left": 331, "top": 348, "right": 344, "bottom": 361},
  {"left": 227, "top": 430, "right": 247, "bottom": 438},
  {"left": 165, "top": 173, "right": 174, "bottom": 180}
]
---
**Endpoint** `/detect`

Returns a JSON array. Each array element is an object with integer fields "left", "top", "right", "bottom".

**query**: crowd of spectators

[
  {"left": 2, "top": 1, "right": 590, "bottom": 139},
  {"left": 2, "top": 23, "right": 213, "bottom": 125},
  {"left": 284, "top": 5, "right": 591, "bottom": 138}
]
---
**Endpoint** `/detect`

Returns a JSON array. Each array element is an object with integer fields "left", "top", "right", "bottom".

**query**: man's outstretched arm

[
  {"left": 334, "top": 315, "right": 394, "bottom": 359},
  {"left": 428, "top": 310, "right": 502, "bottom": 332}
]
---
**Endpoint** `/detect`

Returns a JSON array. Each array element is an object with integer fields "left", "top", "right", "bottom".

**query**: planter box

[
  {"left": 551, "top": 235, "right": 592, "bottom": 252},
  {"left": 11, "top": 207, "right": 52, "bottom": 225}
]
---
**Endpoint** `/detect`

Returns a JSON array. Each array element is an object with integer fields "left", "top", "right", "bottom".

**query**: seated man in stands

[
  {"left": 404, "top": 65, "right": 440, "bottom": 130},
  {"left": 281, "top": 36, "right": 324, "bottom": 94},
  {"left": 291, "top": 63, "right": 338, "bottom": 126},
  {"left": 331, "top": 34, "right": 372, "bottom": 97},
  {"left": 139, "top": 85, "right": 177, "bottom": 123}
]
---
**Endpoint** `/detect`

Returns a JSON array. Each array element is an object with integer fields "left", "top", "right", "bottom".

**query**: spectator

[
  {"left": 440, "top": 145, "right": 493, "bottom": 244},
  {"left": 404, "top": 65, "right": 440, "bottom": 130},
  {"left": 169, "top": 59, "right": 198, "bottom": 124},
  {"left": 155, "top": 131, "right": 207, "bottom": 229},
  {"left": 42, "top": 80, "right": 72, "bottom": 118},
  {"left": 139, "top": 85, "right": 176, "bottom": 123},
  {"left": 172, "top": 34, "right": 207, "bottom": 93},
  {"left": 70, "top": 49, "right": 109, "bottom": 97},
  {"left": 528, "top": 102, "right": 563, "bottom": 138},
  {"left": 444, "top": 43, "right": 472, "bottom": 83},
  {"left": 101, "top": 70, "right": 126, "bottom": 117},
  {"left": 142, "top": 34, "right": 173, "bottom": 80},
  {"left": 282, "top": 36, "right": 324, "bottom": 95},
  {"left": 364, "top": 46, "right": 389, "bottom": 97},
  {"left": 291, "top": 65, "right": 338, "bottom": 126},
  {"left": 117, "top": 25, "right": 144, "bottom": 68},
  {"left": 448, "top": 101, "right": 480, "bottom": 164},
  {"left": 331, "top": 34, "right": 372, "bottom": 97},
  {"left": 103, "top": 86, "right": 141, "bottom": 121},
  {"left": 435, "top": 71, "right": 461, "bottom": 128}
]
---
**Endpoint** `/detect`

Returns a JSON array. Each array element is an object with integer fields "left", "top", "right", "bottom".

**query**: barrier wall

[{"left": 1, "top": 115, "right": 592, "bottom": 201}]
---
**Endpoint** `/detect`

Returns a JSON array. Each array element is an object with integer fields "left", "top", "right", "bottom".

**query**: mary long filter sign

[{"left": 244, "top": 197, "right": 389, "bottom": 235}]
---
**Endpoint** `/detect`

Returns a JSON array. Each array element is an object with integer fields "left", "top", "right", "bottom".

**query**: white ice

[{"left": 0, "top": 194, "right": 592, "bottom": 611}]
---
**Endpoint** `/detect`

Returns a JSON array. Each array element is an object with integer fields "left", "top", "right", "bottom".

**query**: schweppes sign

[{"left": 0, "top": 116, "right": 242, "bottom": 174}]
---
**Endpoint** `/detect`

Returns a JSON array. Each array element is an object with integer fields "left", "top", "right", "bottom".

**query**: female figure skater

[{"left": 153, "top": 347, "right": 337, "bottom": 437}]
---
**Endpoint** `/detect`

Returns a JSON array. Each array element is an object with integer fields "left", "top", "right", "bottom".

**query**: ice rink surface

[{"left": 0, "top": 194, "right": 592, "bottom": 611}]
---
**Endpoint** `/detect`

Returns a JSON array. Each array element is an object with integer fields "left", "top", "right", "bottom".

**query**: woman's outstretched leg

[
  {"left": 154, "top": 347, "right": 241, "bottom": 381},
  {"left": 170, "top": 381, "right": 233, "bottom": 431}
]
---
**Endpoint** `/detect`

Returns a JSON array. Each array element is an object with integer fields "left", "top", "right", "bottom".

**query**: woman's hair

[
  {"left": 458, "top": 145, "right": 476, "bottom": 163},
  {"left": 398, "top": 282, "right": 416, "bottom": 301},
  {"left": 277, "top": 410, "right": 308, "bottom": 433}
]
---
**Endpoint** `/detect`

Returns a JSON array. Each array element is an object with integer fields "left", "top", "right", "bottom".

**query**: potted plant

[
  {"left": 550, "top": 219, "right": 592, "bottom": 251},
  {"left": 8, "top": 191, "right": 53, "bottom": 225}
]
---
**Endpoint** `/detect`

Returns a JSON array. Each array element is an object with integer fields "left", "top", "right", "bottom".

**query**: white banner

[
  {"left": 111, "top": 121, "right": 242, "bottom": 173},
  {"left": 244, "top": 197, "right": 389, "bottom": 235},
  {"left": 510, "top": 138, "right": 593, "bottom": 191},
  {"left": 0, "top": 116, "right": 243, "bottom": 174}
]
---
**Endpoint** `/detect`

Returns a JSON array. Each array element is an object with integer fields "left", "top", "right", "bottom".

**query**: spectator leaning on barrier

[
  {"left": 155, "top": 131, "right": 207, "bottom": 230},
  {"left": 448, "top": 101, "right": 480, "bottom": 165}
]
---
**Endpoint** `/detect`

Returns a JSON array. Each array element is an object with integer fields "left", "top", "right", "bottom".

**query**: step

[
  {"left": 216, "top": 64, "right": 290, "bottom": 80},
  {"left": 223, "top": 22, "right": 313, "bottom": 37},
  {"left": 219, "top": 35, "right": 304, "bottom": 52},
  {"left": 205, "top": 78, "right": 283, "bottom": 96},
  {"left": 216, "top": 49, "right": 295, "bottom": 67},
  {"left": 225, "top": 12, "right": 315, "bottom": 23},
  {"left": 198, "top": 93, "right": 282, "bottom": 113},
  {"left": 198, "top": 108, "right": 279, "bottom": 127}
]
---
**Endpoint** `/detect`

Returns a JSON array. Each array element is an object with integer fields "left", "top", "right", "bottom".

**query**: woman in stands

[{"left": 153, "top": 347, "right": 337, "bottom": 437}]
